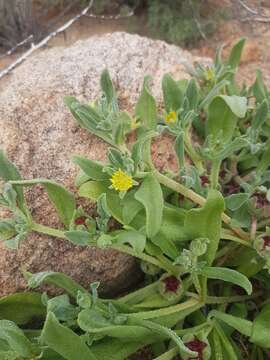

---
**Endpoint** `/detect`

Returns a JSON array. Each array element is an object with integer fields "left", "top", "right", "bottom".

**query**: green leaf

[
  {"left": 135, "top": 174, "right": 164, "bottom": 238},
  {"left": 75, "top": 169, "right": 91, "bottom": 188},
  {"left": 25, "top": 271, "right": 87, "bottom": 298},
  {"left": 225, "top": 193, "right": 249, "bottom": 211},
  {"left": 0, "top": 151, "right": 24, "bottom": 209},
  {"left": 40, "top": 312, "right": 97, "bottom": 360},
  {"left": 212, "top": 328, "right": 224, "bottom": 360},
  {"left": 252, "top": 70, "right": 267, "bottom": 103},
  {"left": 0, "top": 320, "right": 33, "bottom": 357},
  {"left": 64, "top": 97, "right": 114, "bottom": 145},
  {"left": 78, "top": 308, "right": 151, "bottom": 340},
  {"left": 79, "top": 180, "right": 108, "bottom": 200},
  {"left": 251, "top": 304, "right": 270, "bottom": 348},
  {"left": 73, "top": 156, "right": 108, "bottom": 181},
  {"left": 112, "top": 112, "right": 131, "bottom": 145},
  {"left": 209, "top": 310, "right": 252, "bottom": 337},
  {"left": 257, "top": 139, "right": 270, "bottom": 174},
  {"left": 91, "top": 338, "right": 153, "bottom": 360},
  {"left": 174, "top": 133, "right": 185, "bottom": 169},
  {"left": 64, "top": 231, "right": 93, "bottom": 246},
  {"left": 201, "top": 267, "right": 252, "bottom": 295},
  {"left": 184, "top": 190, "right": 224, "bottom": 265},
  {"left": 100, "top": 68, "right": 117, "bottom": 106},
  {"left": 78, "top": 181, "right": 123, "bottom": 223},
  {"left": 135, "top": 76, "right": 157, "bottom": 130},
  {"left": 122, "top": 190, "right": 143, "bottom": 224},
  {"left": 0, "top": 292, "right": 45, "bottom": 325},
  {"left": 131, "top": 130, "right": 158, "bottom": 170},
  {"left": 116, "top": 230, "right": 146, "bottom": 253},
  {"left": 214, "top": 322, "right": 238, "bottom": 360},
  {"left": 252, "top": 99, "right": 269, "bottom": 130},
  {"left": 199, "top": 79, "right": 229, "bottom": 109},
  {"left": 186, "top": 79, "right": 199, "bottom": 109},
  {"left": 162, "top": 74, "right": 183, "bottom": 112},
  {"left": 140, "top": 319, "right": 197, "bottom": 358},
  {"left": 207, "top": 95, "right": 247, "bottom": 143},
  {"left": 227, "top": 38, "right": 246, "bottom": 69},
  {"left": 0, "top": 220, "right": 16, "bottom": 241},
  {"left": 10, "top": 179, "right": 75, "bottom": 228}
]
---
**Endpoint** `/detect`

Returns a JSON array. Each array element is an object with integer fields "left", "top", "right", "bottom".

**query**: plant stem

[
  {"left": 31, "top": 222, "right": 66, "bottom": 239},
  {"left": 112, "top": 244, "right": 174, "bottom": 273},
  {"left": 221, "top": 230, "right": 252, "bottom": 247},
  {"left": 187, "top": 291, "right": 263, "bottom": 304},
  {"left": 153, "top": 347, "right": 178, "bottom": 360},
  {"left": 176, "top": 322, "right": 212, "bottom": 336},
  {"left": 206, "top": 292, "right": 263, "bottom": 304},
  {"left": 184, "top": 131, "right": 204, "bottom": 174},
  {"left": 155, "top": 170, "right": 206, "bottom": 206},
  {"left": 117, "top": 281, "right": 158, "bottom": 305},
  {"left": 210, "top": 159, "right": 221, "bottom": 189},
  {"left": 128, "top": 298, "right": 201, "bottom": 320},
  {"left": 31, "top": 222, "right": 172, "bottom": 273},
  {"left": 154, "top": 170, "right": 249, "bottom": 241}
]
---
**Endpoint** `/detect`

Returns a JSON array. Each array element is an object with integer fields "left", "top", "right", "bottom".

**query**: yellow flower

[
  {"left": 131, "top": 118, "right": 139, "bottom": 130},
  {"left": 110, "top": 169, "right": 133, "bottom": 192},
  {"left": 205, "top": 67, "right": 215, "bottom": 82},
  {"left": 165, "top": 111, "right": 177, "bottom": 124}
]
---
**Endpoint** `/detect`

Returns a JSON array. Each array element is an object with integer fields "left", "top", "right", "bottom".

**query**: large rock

[{"left": 0, "top": 32, "right": 208, "bottom": 296}]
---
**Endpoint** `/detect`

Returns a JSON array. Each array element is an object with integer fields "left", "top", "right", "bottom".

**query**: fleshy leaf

[
  {"left": 135, "top": 76, "right": 157, "bottom": 130},
  {"left": 40, "top": 312, "right": 97, "bottom": 360},
  {"left": 0, "top": 320, "right": 34, "bottom": 358},
  {"left": 207, "top": 95, "right": 247, "bottom": 144},
  {"left": 0, "top": 151, "right": 25, "bottom": 210},
  {"left": 251, "top": 304, "right": 270, "bottom": 348},
  {"left": 162, "top": 74, "right": 183, "bottom": 112},
  {"left": 10, "top": 179, "right": 75, "bottom": 228},
  {"left": 25, "top": 271, "right": 87, "bottom": 298},
  {"left": 201, "top": 267, "right": 252, "bottom": 295},
  {"left": 135, "top": 174, "right": 164, "bottom": 238},
  {"left": 227, "top": 38, "right": 246, "bottom": 69},
  {"left": 73, "top": 156, "right": 108, "bottom": 181},
  {"left": 0, "top": 292, "right": 46, "bottom": 325},
  {"left": 184, "top": 190, "right": 224, "bottom": 265}
]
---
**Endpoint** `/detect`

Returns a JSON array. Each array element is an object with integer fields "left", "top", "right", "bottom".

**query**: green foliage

[
  {"left": 146, "top": 0, "right": 220, "bottom": 46},
  {"left": 2, "top": 39, "right": 270, "bottom": 359}
]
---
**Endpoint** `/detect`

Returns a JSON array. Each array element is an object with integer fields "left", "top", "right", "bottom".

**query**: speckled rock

[{"left": 0, "top": 32, "right": 209, "bottom": 296}]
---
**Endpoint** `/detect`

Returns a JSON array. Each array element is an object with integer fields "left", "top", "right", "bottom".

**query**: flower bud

[
  {"left": 181, "top": 333, "right": 211, "bottom": 360},
  {"left": 158, "top": 273, "right": 183, "bottom": 301},
  {"left": 254, "top": 235, "right": 270, "bottom": 262}
]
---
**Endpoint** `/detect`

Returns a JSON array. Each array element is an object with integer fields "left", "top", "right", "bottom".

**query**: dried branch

[
  {"left": 236, "top": 0, "right": 258, "bottom": 15},
  {"left": 187, "top": 0, "right": 207, "bottom": 40},
  {"left": 0, "top": 0, "right": 137, "bottom": 80},
  {"left": 0, "top": 34, "right": 33, "bottom": 59},
  {"left": 241, "top": 16, "right": 270, "bottom": 23},
  {"left": 0, "top": 0, "right": 94, "bottom": 80}
]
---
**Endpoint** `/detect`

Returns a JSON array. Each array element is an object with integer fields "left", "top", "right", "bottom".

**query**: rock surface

[{"left": 0, "top": 32, "right": 208, "bottom": 296}]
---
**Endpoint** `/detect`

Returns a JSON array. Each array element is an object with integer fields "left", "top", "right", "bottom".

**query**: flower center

[
  {"left": 185, "top": 338, "right": 207, "bottom": 360},
  {"left": 75, "top": 216, "right": 87, "bottom": 226},
  {"left": 254, "top": 192, "right": 268, "bottom": 208},
  {"left": 165, "top": 111, "right": 177, "bottom": 124},
  {"left": 200, "top": 175, "right": 209, "bottom": 186},
  {"left": 162, "top": 275, "right": 180, "bottom": 293},
  {"left": 263, "top": 236, "right": 270, "bottom": 249},
  {"left": 110, "top": 169, "right": 133, "bottom": 192},
  {"left": 225, "top": 180, "right": 239, "bottom": 195}
]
